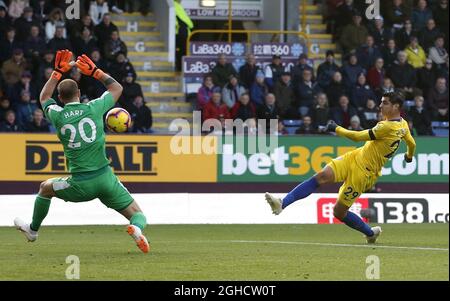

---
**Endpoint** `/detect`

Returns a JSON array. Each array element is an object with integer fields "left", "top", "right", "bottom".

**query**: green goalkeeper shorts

[{"left": 49, "top": 165, "right": 134, "bottom": 211}]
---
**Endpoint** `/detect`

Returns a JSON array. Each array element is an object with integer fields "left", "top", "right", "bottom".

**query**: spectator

[
  {"left": 45, "top": 8, "right": 66, "bottom": 41},
  {"left": 274, "top": 71, "right": 295, "bottom": 119},
  {"left": 72, "top": 14, "right": 95, "bottom": 40},
  {"left": 428, "top": 77, "right": 449, "bottom": 121},
  {"left": 82, "top": 50, "right": 107, "bottom": 99},
  {"left": 330, "top": 95, "right": 357, "bottom": 128},
  {"left": 211, "top": 54, "right": 237, "bottom": 88},
  {"left": 417, "top": 58, "right": 437, "bottom": 97},
  {"left": 351, "top": 73, "right": 377, "bottom": 111},
  {"left": 239, "top": 54, "right": 260, "bottom": 89},
  {"left": 419, "top": 19, "right": 441, "bottom": 51},
  {"left": 339, "top": 11, "right": 369, "bottom": 54},
  {"left": 0, "top": 6, "right": 12, "bottom": 41},
  {"left": 356, "top": 35, "right": 382, "bottom": 70},
  {"left": 394, "top": 19, "right": 416, "bottom": 50},
  {"left": 0, "top": 110, "right": 22, "bottom": 132},
  {"left": 317, "top": 50, "right": 340, "bottom": 89},
  {"left": 369, "top": 16, "right": 393, "bottom": 48},
  {"left": 256, "top": 93, "right": 280, "bottom": 134},
  {"left": 341, "top": 53, "right": 365, "bottom": 89},
  {"left": 121, "top": 72, "right": 143, "bottom": 110},
  {"left": 433, "top": 0, "right": 448, "bottom": 46},
  {"left": 37, "top": 49, "right": 54, "bottom": 85},
  {"left": 326, "top": 71, "right": 347, "bottom": 107},
  {"left": 360, "top": 98, "right": 379, "bottom": 129},
  {"left": 9, "top": 70, "right": 37, "bottom": 105},
  {"left": 349, "top": 115, "right": 363, "bottom": 131},
  {"left": 295, "top": 115, "right": 316, "bottom": 134},
  {"left": 382, "top": 38, "right": 399, "bottom": 69},
  {"left": 222, "top": 74, "right": 246, "bottom": 109},
  {"left": 335, "top": 0, "right": 355, "bottom": 37},
  {"left": 89, "top": 0, "right": 109, "bottom": 25},
  {"left": 291, "top": 53, "right": 314, "bottom": 88},
  {"left": 1, "top": 48, "right": 27, "bottom": 86},
  {"left": 385, "top": 0, "right": 411, "bottom": 31},
  {"left": 73, "top": 26, "right": 98, "bottom": 57},
  {"left": 15, "top": 89, "right": 37, "bottom": 126},
  {"left": 13, "top": 6, "right": 40, "bottom": 42},
  {"left": 94, "top": 13, "right": 118, "bottom": 48},
  {"left": 0, "top": 96, "right": 11, "bottom": 122},
  {"left": 202, "top": 91, "right": 230, "bottom": 124},
  {"left": 264, "top": 54, "right": 284, "bottom": 91},
  {"left": 367, "top": 57, "right": 385, "bottom": 92},
  {"left": 230, "top": 93, "right": 256, "bottom": 122},
  {"left": 296, "top": 69, "right": 321, "bottom": 117},
  {"left": 408, "top": 95, "right": 432, "bottom": 135},
  {"left": 24, "top": 25, "right": 45, "bottom": 59},
  {"left": 47, "top": 25, "right": 72, "bottom": 52},
  {"left": 311, "top": 92, "right": 330, "bottom": 131},
  {"left": 25, "top": 108, "right": 49, "bottom": 132},
  {"left": 411, "top": 0, "right": 433, "bottom": 31},
  {"left": 104, "top": 30, "right": 127, "bottom": 62},
  {"left": 7, "top": 0, "right": 27, "bottom": 19},
  {"left": 0, "top": 27, "right": 22, "bottom": 64},
  {"left": 197, "top": 75, "right": 217, "bottom": 111},
  {"left": 378, "top": 77, "right": 395, "bottom": 99},
  {"left": 250, "top": 70, "right": 268, "bottom": 108},
  {"left": 405, "top": 36, "right": 426, "bottom": 69},
  {"left": 428, "top": 35, "right": 449, "bottom": 71},
  {"left": 129, "top": 95, "right": 152, "bottom": 133},
  {"left": 109, "top": 52, "right": 136, "bottom": 84},
  {"left": 31, "top": 0, "right": 52, "bottom": 22},
  {"left": 387, "top": 50, "right": 418, "bottom": 99}
]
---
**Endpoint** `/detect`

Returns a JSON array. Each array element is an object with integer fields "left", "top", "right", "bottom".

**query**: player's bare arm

[
  {"left": 39, "top": 49, "right": 74, "bottom": 105},
  {"left": 75, "top": 54, "right": 123, "bottom": 102}
]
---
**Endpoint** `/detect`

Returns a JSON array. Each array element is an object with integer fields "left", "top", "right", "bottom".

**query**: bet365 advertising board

[{"left": 0, "top": 134, "right": 448, "bottom": 183}]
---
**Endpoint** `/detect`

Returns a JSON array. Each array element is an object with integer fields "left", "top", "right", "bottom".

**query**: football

[{"left": 105, "top": 108, "right": 132, "bottom": 133}]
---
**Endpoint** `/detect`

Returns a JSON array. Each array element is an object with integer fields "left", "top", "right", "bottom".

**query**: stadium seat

[
  {"left": 283, "top": 120, "right": 302, "bottom": 135},
  {"left": 283, "top": 120, "right": 302, "bottom": 127},
  {"left": 404, "top": 100, "right": 415, "bottom": 110},
  {"left": 431, "top": 121, "right": 449, "bottom": 137}
]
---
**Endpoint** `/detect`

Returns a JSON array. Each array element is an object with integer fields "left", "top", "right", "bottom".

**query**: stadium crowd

[
  {"left": 0, "top": 0, "right": 153, "bottom": 133},
  {"left": 196, "top": 0, "right": 449, "bottom": 136}
]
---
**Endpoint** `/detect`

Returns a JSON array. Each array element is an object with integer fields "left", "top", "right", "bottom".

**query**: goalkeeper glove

[
  {"left": 52, "top": 49, "right": 73, "bottom": 80},
  {"left": 75, "top": 54, "right": 105, "bottom": 80}
]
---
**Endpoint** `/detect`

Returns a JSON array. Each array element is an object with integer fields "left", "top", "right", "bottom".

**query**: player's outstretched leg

[
  {"left": 266, "top": 166, "right": 334, "bottom": 215},
  {"left": 334, "top": 202, "right": 382, "bottom": 244},
  {"left": 15, "top": 180, "right": 55, "bottom": 242},
  {"left": 120, "top": 201, "right": 150, "bottom": 253}
]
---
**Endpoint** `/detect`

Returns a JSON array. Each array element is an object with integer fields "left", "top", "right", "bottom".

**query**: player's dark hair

[
  {"left": 58, "top": 79, "right": 79, "bottom": 103},
  {"left": 383, "top": 91, "right": 404, "bottom": 108}
]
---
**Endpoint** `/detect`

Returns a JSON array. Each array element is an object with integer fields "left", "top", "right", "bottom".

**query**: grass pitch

[{"left": 0, "top": 224, "right": 448, "bottom": 280}]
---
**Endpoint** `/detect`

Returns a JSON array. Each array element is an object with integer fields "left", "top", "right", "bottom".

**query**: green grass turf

[{"left": 0, "top": 224, "right": 448, "bottom": 280}]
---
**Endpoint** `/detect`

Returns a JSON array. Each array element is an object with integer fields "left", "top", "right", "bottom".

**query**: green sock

[
  {"left": 30, "top": 196, "right": 51, "bottom": 231},
  {"left": 130, "top": 212, "right": 147, "bottom": 231}
]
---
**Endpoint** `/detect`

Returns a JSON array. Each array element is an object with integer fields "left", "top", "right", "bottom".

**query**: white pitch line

[{"left": 229, "top": 240, "right": 449, "bottom": 252}]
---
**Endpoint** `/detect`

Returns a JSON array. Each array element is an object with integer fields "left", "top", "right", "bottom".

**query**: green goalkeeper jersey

[{"left": 42, "top": 92, "right": 115, "bottom": 174}]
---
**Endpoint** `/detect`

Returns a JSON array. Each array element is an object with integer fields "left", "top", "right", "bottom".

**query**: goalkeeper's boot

[
  {"left": 265, "top": 192, "right": 283, "bottom": 215},
  {"left": 14, "top": 218, "right": 38, "bottom": 242},
  {"left": 127, "top": 225, "right": 150, "bottom": 253},
  {"left": 366, "top": 226, "right": 382, "bottom": 244}
]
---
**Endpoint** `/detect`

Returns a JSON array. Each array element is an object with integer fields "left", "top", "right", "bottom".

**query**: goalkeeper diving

[{"left": 14, "top": 50, "right": 150, "bottom": 253}]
